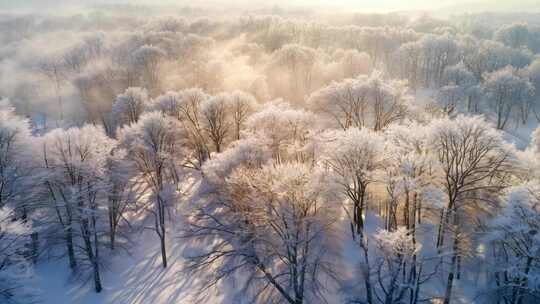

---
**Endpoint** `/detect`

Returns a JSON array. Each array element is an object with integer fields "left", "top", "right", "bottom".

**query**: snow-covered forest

[{"left": 1, "top": 1, "right": 540, "bottom": 303}]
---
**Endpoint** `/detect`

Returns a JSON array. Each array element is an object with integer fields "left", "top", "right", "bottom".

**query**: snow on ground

[
  {"left": 32, "top": 202, "right": 484, "bottom": 304},
  {"left": 35, "top": 229, "right": 203, "bottom": 304},
  {"left": 34, "top": 176, "right": 214, "bottom": 304}
]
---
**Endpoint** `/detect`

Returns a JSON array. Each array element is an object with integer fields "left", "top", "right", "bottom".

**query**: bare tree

[
  {"left": 428, "top": 115, "right": 515, "bottom": 304},
  {"left": 245, "top": 101, "right": 317, "bottom": 164},
  {"left": 483, "top": 66, "right": 534, "bottom": 129},
  {"left": 228, "top": 91, "right": 258, "bottom": 141},
  {"left": 201, "top": 94, "right": 231, "bottom": 153},
  {"left": 104, "top": 148, "right": 142, "bottom": 251},
  {"left": 0, "top": 206, "right": 35, "bottom": 304},
  {"left": 0, "top": 101, "right": 35, "bottom": 214},
  {"left": 322, "top": 127, "right": 386, "bottom": 304},
  {"left": 486, "top": 185, "right": 540, "bottom": 304},
  {"left": 183, "top": 161, "right": 341, "bottom": 304},
  {"left": 118, "top": 112, "right": 186, "bottom": 268},
  {"left": 132, "top": 45, "right": 165, "bottom": 95},
  {"left": 152, "top": 89, "right": 211, "bottom": 168},
  {"left": 41, "top": 125, "right": 115, "bottom": 292},
  {"left": 308, "top": 71, "right": 410, "bottom": 131},
  {"left": 270, "top": 44, "right": 318, "bottom": 101},
  {"left": 36, "top": 55, "right": 67, "bottom": 123},
  {"left": 112, "top": 87, "right": 150, "bottom": 127}
]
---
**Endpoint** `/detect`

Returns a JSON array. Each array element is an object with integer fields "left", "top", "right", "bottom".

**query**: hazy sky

[{"left": 1, "top": 0, "right": 539, "bottom": 13}]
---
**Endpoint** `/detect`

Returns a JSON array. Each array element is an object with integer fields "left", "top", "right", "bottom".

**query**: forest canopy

[{"left": 1, "top": 2, "right": 540, "bottom": 304}]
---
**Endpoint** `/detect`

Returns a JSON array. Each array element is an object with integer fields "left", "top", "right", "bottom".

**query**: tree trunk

[
  {"left": 108, "top": 202, "right": 116, "bottom": 251},
  {"left": 66, "top": 226, "right": 76, "bottom": 269},
  {"left": 160, "top": 234, "right": 167, "bottom": 268},
  {"left": 92, "top": 214, "right": 102, "bottom": 293},
  {"left": 356, "top": 183, "right": 367, "bottom": 234},
  {"left": 93, "top": 259, "right": 103, "bottom": 293},
  {"left": 417, "top": 199, "right": 422, "bottom": 224},
  {"left": 31, "top": 232, "right": 39, "bottom": 264},
  {"left": 443, "top": 217, "right": 460, "bottom": 304},
  {"left": 436, "top": 208, "right": 445, "bottom": 250},
  {"left": 159, "top": 199, "right": 167, "bottom": 268},
  {"left": 404, "top": 187, "right": 410, "bottom": 229},
  {"left": 361, "top": 241, "right": 373, "bottom": 304},
  {"left": 410, "top": 193, "right": 418, "bottom": 291},
  {"left": 235, "top": 122, "right": 241, "bottom": 141},
  {"left": 410, "top": 264, "right": 422, "bottom": 304},
  {"left": 443, "top": 267, "right": 455, "bottom": 304}
]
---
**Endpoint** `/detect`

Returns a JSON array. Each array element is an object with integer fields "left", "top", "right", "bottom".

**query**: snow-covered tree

[
  {"left": 322, "top": 127, "right": 386, "bottom": 237},
  {"left": 417, "top": 34, "right": 460, "bottom": 87},
  {"left": 373, "top": 227, "right": 421, "bottom": 304},
  {"left": 151, "top": 91, "right": 183, "bottom": 120},
  {"left": 428, "top": 115, "right": 515, "bottom": 304},
  {"left": 308, "top": 71, "right": 410, "bottom": 131},
  {"left": 483, "top": 66, "right": 534, "bottom": 128},
  {"left": 184, "top": 162, "right": 342, "bottom": 304},
  {"left": 332, "top": 49, "right": 372, "bottom": 79},
  {"left": 440, "top": 63, "right": 477, "bottom": 113},
  {"left": 41, "top": 125, "right": 116, "bottom": 292},
  {"left": 463, "top": 40, "right": 532, "bottom": 81},
  {"left": 320, "top": 127, "right": 386, "bottom": 304},
  {"left": 269, "top": 43, "right": 318, "bottom": 100},
  {"left": 200, "top": 94, "right": 231, "bottom": 153},
  {"left": 437, "top": 85, "right": 466, "bottom": 115},
  {"left": 0, "top": 100, "right": 36, "bottom": 217},
  {"left": 118, "top": 112, "right": 186, "bottom": 268},
  {"left": 150, "top": 88, "right": 213, "bottom": 169},
  {"left": 228, "top": 90, "right": 258, "bottom": 141},
  {"left": 0, "top": 207, "right": 35, "bottom": 304},
  {"left": 73, "top": 65, "right": 119, "bottom": 136},
  {"left": 395, "top": 41, "right": 422, "bottom": 91},
  {"left": 526, "top": 60, "right": 540, "bottom": 122},
  {"left": 486, "top": 185, "right": 540, "bottom": 304},
  {"left": 103, "top": 147, "right": 141, "bottom": 251},
  {"left": 112, "top": 87, "right": 150, "bottom": 127},
  {"left": 202, "top": 137, "right": 271, "bottom": 186},
  {"left": 384, "top": 122, "right": 434, "bottom": 231},
  {"left": 132, "top": 44, "right": 165, "bottom": 94},
  {"left": 173, "top": 88, "right": 212, "bottom": 168},
  {"left": 495, "top": 23, "right": 530, "bottom": 49},
  {"left": 245, "top": 101, "right": 318, "bottom": 163},
  {"left": 36, "top": 53, "right": 68, "bottom": 122}
]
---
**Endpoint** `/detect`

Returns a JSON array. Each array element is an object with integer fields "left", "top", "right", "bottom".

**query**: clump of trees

[{"left": 2, "top": 8, "right": 540, "bottom": 304}]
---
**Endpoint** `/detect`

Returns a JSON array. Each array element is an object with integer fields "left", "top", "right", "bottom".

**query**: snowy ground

[
  {"left": 32, "top": 210, "right": 487, "bottom": 304},
  {"left": 34, "top": 229, "right": 203, "bottom": 304},
  {"left": 33, "top": 176, "right": 216, "bottom": 304}
]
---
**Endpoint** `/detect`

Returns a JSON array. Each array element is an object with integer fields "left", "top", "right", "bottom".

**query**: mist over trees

[{"left": 1, "top": 3, "right": 540, "bottom": 304}]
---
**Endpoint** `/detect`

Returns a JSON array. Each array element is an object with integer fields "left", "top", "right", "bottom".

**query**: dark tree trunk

[
  {"left": 361, "top": 242, "right": 373, "bottom": 304},
  {"left": 31, "top": 232, "right": 39, "bottom": 264},
  {"left": 157, "top": 196, "right": 167, "bottom": 268},
  {"left": 160, "top": 234, "right": 167, "bottom": 268},
  {"left": 436, "top": 208, "right": 445, "bottom": 250},
  {"left": 443, "top": 216, "right": 460, "bottom": 304},
  {"left": 66, "top": 226, "right": 76, "bottom": 269}
]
